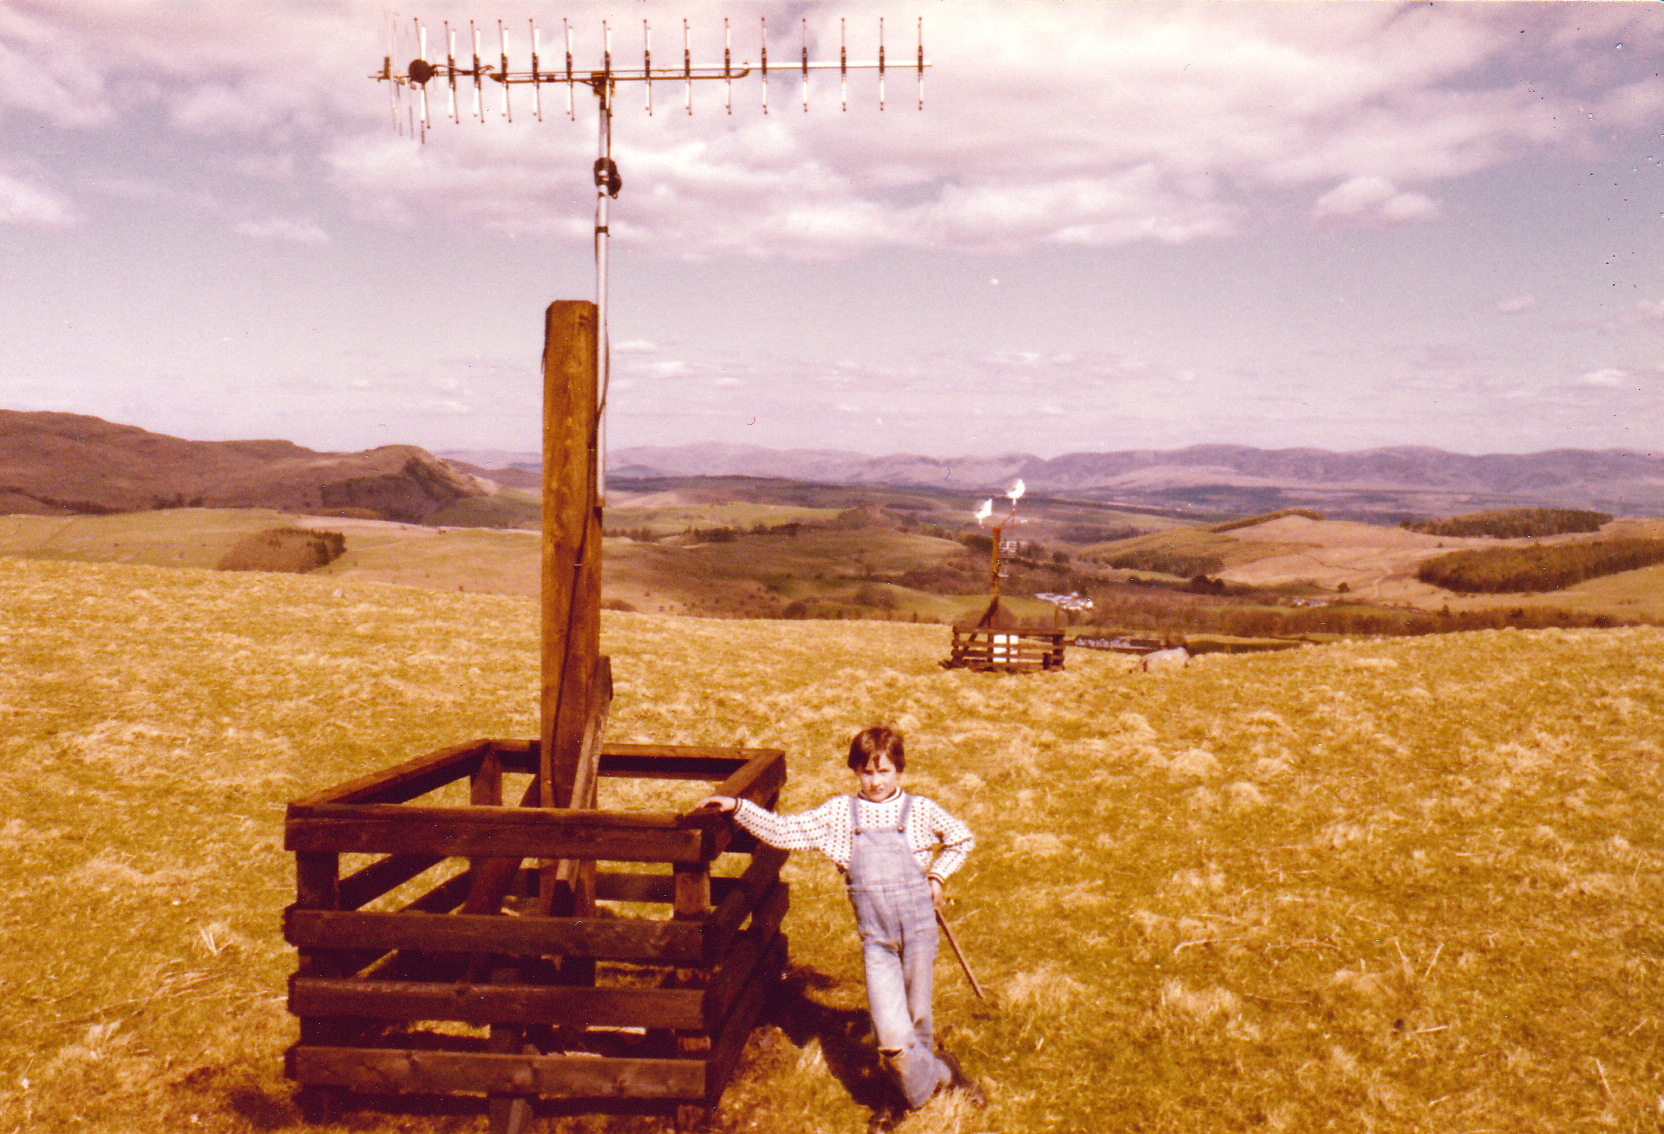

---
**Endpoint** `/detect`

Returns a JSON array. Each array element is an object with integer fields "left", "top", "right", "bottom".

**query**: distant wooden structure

[
  {"left": 944, "top": 596, "right": 1066, "bottom": 673},
  {"left": 942, "top": 485, "right": 1065, "bottom": 673},
  {"left": 283, "top": 303, "right": 788, "bottom": 1132}
]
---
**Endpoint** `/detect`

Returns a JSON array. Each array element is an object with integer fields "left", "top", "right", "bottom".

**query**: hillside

[
  {"left": 2, "top": 556, "right": 1662, "bottom": 1133},
  {"left": 0, "top": 411, "right": 490, "bottom": 523}
]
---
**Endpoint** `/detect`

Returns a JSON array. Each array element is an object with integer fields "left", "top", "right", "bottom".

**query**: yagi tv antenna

[{"left": 373, "top": 15, "right": 929, "bottom": 500}]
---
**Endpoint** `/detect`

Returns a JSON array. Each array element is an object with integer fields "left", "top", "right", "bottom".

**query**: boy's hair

[{"left": 847, "top": 726, "right": 906, "bottom": 773}]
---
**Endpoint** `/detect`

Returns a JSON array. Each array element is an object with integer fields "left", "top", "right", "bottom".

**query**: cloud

[
  {"left": 1580, "top": 368, "right": 1627, "bottom": 389},
  {"left": 319, "top": 2, "right": 1655, "bottom": 258},
  {"left": 1313, "top": 176, "right": 1439, "bottom": 226},
  {"left": 0, "top": 170, "right": 77, "bottom": 227},
  {"left": 234, "top": 216, "right": 329, "bottom": 244},
  {"left": 1496, "top": 294, "right": 1537, "bottom": 315},
  {"left": 1586, "top": 297, "right": 1664, "bottom": 335}
]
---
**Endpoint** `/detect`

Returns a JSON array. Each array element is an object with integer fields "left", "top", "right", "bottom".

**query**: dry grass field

[
  {"left": 3, "top": 556, "right": 1663, "bottom": 1132},
  {"left": 1215, "top": 515, "right": 1664, "bottom": 620}
]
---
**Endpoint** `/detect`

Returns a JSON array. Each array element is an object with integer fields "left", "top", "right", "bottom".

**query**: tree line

[
  {"left": 1401, "top": 508, "right": 1611, "bottom": 539},
  {"left": 1416, "top": 537, "right": 1664, "bottom": 593}
]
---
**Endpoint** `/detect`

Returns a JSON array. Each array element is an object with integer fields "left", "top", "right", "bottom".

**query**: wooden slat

[
  {"left": 338, "top": 855, "right": 444, "bottom": 912},
  {"left": 286, "top": 807, "right": 708, "bottom": 863},
  {"left": 711, "top": 750, "right": 786, "bottom": 808},
  {"left": 296, "top": 852, "right": 339, "bottom": 910},
  {"left": 593, "top": 872, "right": 746, "bottom": 908},
  {"left": 288, "top": 1045, "right": 706, "bottom": 1101},
  {"left": 471, "top": 750, "right": 503, "bottom": 807},
  {"left": 702, "top": 848, "right": 788, "bottom": 965},
  {"left": 603, "top": 744, "right": 783, "bottom": 762},
  {"left": 463, "top": 774, "right": 544, "bottom": 917},
  {"left": 289, "top": 740, "right": 487, "bottom": 808},
  {"left": 289, "top": 977, "right": 704, "bottom": 1030},
  {"left": 597, "top": 755, "right": 747, "bottom": 781},
  {"left": 704, "top": 933, "right": 786, "bottom": 1105},
  {"left": 702, "top": 883, "right": 788, "bottom": 1025},
  {"left": 402, "top": 867, "right": 475, "bottom": 914},
  {"left": 284, "top": 909, "right": 705, "bottom": 965},
  {"left": 673, "top": 866, "right": 711, "bottom": 920}
]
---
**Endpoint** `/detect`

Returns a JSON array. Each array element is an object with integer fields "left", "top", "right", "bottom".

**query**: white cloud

[
  {"left": 0, "top": 170, "right": 76, "bottom": 227},
  {"left": 234, "top": 216, "right": 329, "bottom": 244},
  {"left": 1313, "top": 176, "right": 1439, "bottom": 226},
  {"left": 414, "top": 398, "right": 471, "bottom": 414},
  {"left": 1496, "top": 295, "right": 1537, "bottom": 315},
  {"left": 714, "top": 376, "right": 743, "bottom": 388},
  {"left": 643, "top": 360, "right": 690, "bottom": 379},
  {"left": 1580, "top": 368, "right": 1627, "bottom": 389}
]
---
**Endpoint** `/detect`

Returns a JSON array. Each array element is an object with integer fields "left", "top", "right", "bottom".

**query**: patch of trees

[
  {"left": 1057, "top": 523, "right": 1146, "bottom": 544},
  {"left": 216, "top": 528, "right": 345, "bottom": 574},
  {"left": 1104, "top": 547, "right": 1225, "bottom": 578},
  {"left": 1076, "top": 586, "right": 1630, "bottom": 640},
  {"left": 1415, "top": 538, "right": 1664, "bottom": 593},
  {"left": 1401, "top": 508, "right": 1611, "bottom": 539},
  {"left": 1209, "top": 508, "right": 1324, "bottom": 533}
]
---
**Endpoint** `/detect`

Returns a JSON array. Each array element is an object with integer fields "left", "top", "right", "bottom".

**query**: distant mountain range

[
  {"left": 447, "top": 441, "right": 1664, "bottom": 519},
  {"left": 5, "top": 411, "right": 1659, "bottom": 525},
  {"left": 1, "top": 411, "right": 489, "bottom": 523}
]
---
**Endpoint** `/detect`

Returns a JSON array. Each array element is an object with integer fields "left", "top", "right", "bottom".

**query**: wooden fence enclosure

[
  {"left": 944, "top": 626, "right": 1066, "bottom": 673},
  {"left": 283, "top": 733, "right": 787, "bottom": 1128},
  {"left": 943, "top": 595, "right": 1066, "bottom": 674}
]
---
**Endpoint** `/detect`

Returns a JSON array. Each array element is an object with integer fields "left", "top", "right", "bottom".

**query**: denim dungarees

[{"left": 846, "top": 793, "right": 950, "bottom": 1108}]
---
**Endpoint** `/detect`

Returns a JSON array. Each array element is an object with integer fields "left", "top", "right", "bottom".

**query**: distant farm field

[{"left": 3, "top": 557, "right": 1664, "bottom": 1132}]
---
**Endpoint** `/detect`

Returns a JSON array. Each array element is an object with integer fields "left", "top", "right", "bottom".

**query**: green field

[{"left": 3, "top": 557, "right": 1663, "bottom": 1132}]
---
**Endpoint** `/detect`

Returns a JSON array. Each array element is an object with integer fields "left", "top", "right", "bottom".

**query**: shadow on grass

[{"left": 761, "top": 962, "right": 905, "bottom": 1115}]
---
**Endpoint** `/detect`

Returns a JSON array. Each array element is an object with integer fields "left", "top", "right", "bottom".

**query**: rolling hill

[{"left": 0, "top": 411, "right": 492, "bottom": 523}]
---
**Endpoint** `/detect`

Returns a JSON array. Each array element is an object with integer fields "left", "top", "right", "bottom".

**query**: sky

[{"left": 1, "top": 1, "right": 1661, "bottom": 461}]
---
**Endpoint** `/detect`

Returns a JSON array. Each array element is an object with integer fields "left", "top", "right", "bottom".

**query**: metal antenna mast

[{"left": 374, "top": 16, "right": 929, "bottom": 501}]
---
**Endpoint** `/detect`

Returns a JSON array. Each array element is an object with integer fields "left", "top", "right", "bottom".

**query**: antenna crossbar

[
  {"left": 375, "top": 16, "right": 928, "bottom": 129},
  {"left": 371, "top": 17, "right": 929, "bottom": 506}
]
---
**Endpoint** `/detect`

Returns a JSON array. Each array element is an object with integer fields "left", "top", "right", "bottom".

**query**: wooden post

[{"left": 540, "top": 301, "right": 603, "bottom": 809}]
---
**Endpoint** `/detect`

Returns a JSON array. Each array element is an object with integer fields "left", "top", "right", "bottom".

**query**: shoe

[
  {"left": 866, "top": 1105, "right": 902, "bottom": 1133},
  {"left": 936, "top": 1049, "right": 987, "bottom": 1107}
]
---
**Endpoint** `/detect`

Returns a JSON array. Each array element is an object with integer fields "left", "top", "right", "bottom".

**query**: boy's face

[{"left": 856, "top": 754, "right": 900, "bottom": 802}]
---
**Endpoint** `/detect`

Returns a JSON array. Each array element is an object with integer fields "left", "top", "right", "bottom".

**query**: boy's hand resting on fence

[{"left": 696, "top": 795, "right": 737, "bottom": 813}]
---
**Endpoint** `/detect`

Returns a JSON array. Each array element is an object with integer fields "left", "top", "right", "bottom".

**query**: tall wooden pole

[{"left": 540, "top": 301, "right": 602, "bottom": 809}]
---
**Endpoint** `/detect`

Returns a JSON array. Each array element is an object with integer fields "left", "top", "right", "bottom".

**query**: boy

[{"left": 700, "top": 726, "right": 983, "bottom": 1129}]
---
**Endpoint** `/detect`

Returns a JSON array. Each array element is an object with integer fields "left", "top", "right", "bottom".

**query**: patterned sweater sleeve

[
  {"left": 731, "top": 796, "right": 847, "bottom": 861},
  {"left": 919, "top": 797, "right": 975, "bottom": 883}
]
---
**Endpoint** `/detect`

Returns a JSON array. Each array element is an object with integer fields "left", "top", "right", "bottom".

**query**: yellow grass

[
  {"left": 2, "top": 557, "right": 1663, "bottom": 1132},
  {"left": 1220, "top": 514, "right": 1664, "bottom": 618}
]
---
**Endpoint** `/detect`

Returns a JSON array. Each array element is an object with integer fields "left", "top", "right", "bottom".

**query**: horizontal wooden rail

[
  {"left": 288, "top": 1046, "right": 707, "bottom": 1101},
  {"left": 289, "top": 976, "right": 706, "bottom": 1030},
  {"left": 286, "top": 806, "right": 713, "bottom": 863},
  {"left": 286, "top": 908, "right": 706, "bottom": 965},
  {"left": 290, "top": 740, "right": 489, "bottom": 809}
]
